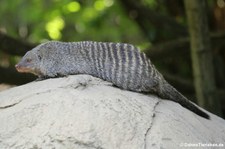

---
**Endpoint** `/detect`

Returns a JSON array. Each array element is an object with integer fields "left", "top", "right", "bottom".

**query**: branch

[
  {"left": 144, "top": 31, "right": 225, "bottom": 60},
  {"left": 162, "top": 71, "right": 225, "bottom": 101},
  {"left": 0, "top": 32, "right": 35, "bottom": 56},
  {"left": 0, "top": 66, "right": 36, "bottom": 85},
  {"left": 162, "top": 71, "right": 194, "bottom": 93},
  {"left": 145, "top": 37, "right": 190, "bottom": 60},
  {"left": 119, "top": 0, "right": 188, "bottom": 41}
]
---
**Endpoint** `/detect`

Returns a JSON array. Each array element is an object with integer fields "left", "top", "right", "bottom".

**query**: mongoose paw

[{"left": 35, "top": 77, "right": 48, "bottom": 81}]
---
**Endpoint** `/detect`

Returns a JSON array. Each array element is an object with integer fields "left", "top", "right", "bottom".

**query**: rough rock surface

[{"left": 0, "top": 75, "right": 224, "bottom": 149}]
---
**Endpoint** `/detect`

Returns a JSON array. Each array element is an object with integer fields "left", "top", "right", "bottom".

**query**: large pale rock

[{"left": 0, "top": 75, "right": 224, "bottom": 149}]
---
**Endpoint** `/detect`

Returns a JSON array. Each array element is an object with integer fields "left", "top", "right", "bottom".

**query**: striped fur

[{"left": 77, "top": 41, "right": 157, "bottom": 92}]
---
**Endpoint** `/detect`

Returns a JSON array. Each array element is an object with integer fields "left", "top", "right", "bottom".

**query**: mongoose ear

[
  {"left": 38, "top": 44, "right": 55, "bottom": 58},
  {"left": 38, "top": 55, "right": 42, "bottom": 61},
  {"left": 46, "top": 45, "right": 53, "bottom": 50},
  {"left": 44, "top": 44, "right": 54, "bottom": 52},
  {"left": 37, "top": 49, "right": 45, "bottom": 59}
]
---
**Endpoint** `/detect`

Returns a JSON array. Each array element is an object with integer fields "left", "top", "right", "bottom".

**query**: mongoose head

[
  {"left": 15, "top": 49, "right": 43, "bottom": 76},
  {"left": 15, "top": 41, "right": 66, "bottom": 78}
]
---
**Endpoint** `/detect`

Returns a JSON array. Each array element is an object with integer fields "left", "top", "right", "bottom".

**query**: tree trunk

[{"left": 184, "top": 0, "right": 222, "bottom": 115}]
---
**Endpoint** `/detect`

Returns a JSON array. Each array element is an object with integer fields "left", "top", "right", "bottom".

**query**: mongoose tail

[{"left": 159, "top": 81, "right": 210, "bottom": 119}]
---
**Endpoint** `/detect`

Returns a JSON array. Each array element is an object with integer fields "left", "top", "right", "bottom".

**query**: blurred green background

[{"left": 0, "top": 0, "right": 148, "bottom": 44}]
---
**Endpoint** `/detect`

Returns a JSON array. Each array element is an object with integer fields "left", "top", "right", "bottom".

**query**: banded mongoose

[{"left": 15, "top": 41, "right": 210, "bottom": 119}]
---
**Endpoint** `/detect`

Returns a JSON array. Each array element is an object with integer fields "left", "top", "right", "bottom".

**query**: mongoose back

[{"left": 15, "top": 41, "right": 210, "bottom": 119}]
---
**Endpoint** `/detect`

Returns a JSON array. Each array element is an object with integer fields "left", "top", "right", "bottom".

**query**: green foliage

[{"left": 0, "top": 0, "right": 147, "bottom": 45}]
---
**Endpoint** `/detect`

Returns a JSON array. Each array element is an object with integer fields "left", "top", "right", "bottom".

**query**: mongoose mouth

[
  {"left": 15, "top": 64, "right": 32, "bottom": 73},
  {"left": 15, "top": 64, "right": 42, "bottom": 76}
]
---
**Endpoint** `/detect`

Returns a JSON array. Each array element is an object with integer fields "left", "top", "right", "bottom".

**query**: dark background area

[{"left": 0, "top": 0, "right": 225, "bottom": 118}]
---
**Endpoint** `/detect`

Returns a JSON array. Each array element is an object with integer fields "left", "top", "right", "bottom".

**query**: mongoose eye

[
  {"left": 38, "top": 55, "right": 42, "bottom": 60},
  {"left": 26, "top": 58, "right": 32, "bottom": 63}
]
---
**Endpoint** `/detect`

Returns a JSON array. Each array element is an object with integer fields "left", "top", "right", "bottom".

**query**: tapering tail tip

[
  {"left": 194, "top": 108, "right": 210, "bottom": 120},
  {"left": 160, "top": 81, "right": 210, "bottom": 120},
  {"left": 178, "top": 96, "right": 210, "bottom": 120}
]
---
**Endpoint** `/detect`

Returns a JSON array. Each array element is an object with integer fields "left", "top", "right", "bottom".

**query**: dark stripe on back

[
  {"left": 106, "top": 43, "right": 113, "bottom": 81},
  {"left": 111, "top": 43, "right": 119, "bottom": 84},
  {"left": 152, "top": 64, "right": 157, "bottom": 78},
  {"left": 90, "top": 42, "right": 97, "bottom": 76},
  {"left": 96, "top": 42, "right": 102, "bottom": 77},
  {"left": 119, "top": 43, "right": 127, "bottom": 89},
  {"left": 140, "top": 53, "right": 148, "bottom": 78},
  {"left": 97, "top": 42, "right": 105, "bottom": 79},
  {"left": 81, "top": 41, "right": 90, "bottom": 61},
  {"left": 78, "top": 42, "right": 92, "bottom": 74},
  {"left": 134, "top": 48, "right": 140, "bottom": 67},
  {"left": 126, "top": 44, "right": 134, "bottom": 89},
  {"left": 99, "top": 42, "right": 106, "bottom": 80},
  {"left": 133, "top": 48, "right": 141, "bottom": 88}
]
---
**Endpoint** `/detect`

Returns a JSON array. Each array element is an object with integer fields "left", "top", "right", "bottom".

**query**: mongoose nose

[{"left": 15, "top": 64, "right": 20, "bottom": 70}]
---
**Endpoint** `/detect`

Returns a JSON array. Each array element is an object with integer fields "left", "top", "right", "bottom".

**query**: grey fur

[{"left": 16, "top": 41, "right": 210, "bottom": 119}]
